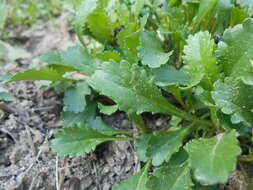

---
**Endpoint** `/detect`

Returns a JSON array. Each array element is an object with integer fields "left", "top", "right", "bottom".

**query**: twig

[
  {"left": 28, "top": 173, "right": 40, "bottom": 190},
  {"left": 23, "top": 149, "right": 42, "bottom": 176},
  {"left": 92, "top": 161, "right": 101, "bottom": 190},
  {"left": 56, "top": 156, "right": 60, "bottom": 190}
]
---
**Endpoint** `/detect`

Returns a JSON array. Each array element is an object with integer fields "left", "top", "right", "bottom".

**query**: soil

[{"left": 0, "top": 13, "right": 250, "bottom": 190}]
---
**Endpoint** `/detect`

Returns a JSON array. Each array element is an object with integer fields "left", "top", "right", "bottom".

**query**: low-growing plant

[{"left": 6, "top": 0, "right": 253, "bottom": 189}]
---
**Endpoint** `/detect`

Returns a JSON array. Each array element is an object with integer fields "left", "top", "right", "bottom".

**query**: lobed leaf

[
  {"left": 211, "top": 77, "right": 253, "bottom": 125},
  {"left": 75, "top": 0, "right": 98, "bottom": 44},
  {"left": 185, "top": 130, "right": 241, "bottom": 185},
  {"left": 51, "top": 125, "right": 120, "bottom": 156},
  {"left": 217, "top": 18, "right": 253, "bottom": 81},
  {"left": 117, "top": 25, "right": 141, "bottom": 63},
  {"left": 87, "top": 60, "right": 193, "bottom": 120},
  {"left": 147, "top": 127, "right": 189, "bottom": 166},
  {"left": 86, "top": 7, "right": 113, "bottom": 44},
  {"left": 138, "top": 31, "right": 172, "bottom": 68},
  {"left": 147, "top": 163, "right": 193, "bottom": 190},
  {"left": 10, "top": 66, "right": 73, "bottom": 82},
  {"left": 151, "top": 65, "right": 191, "bottom": 87},
  {"left": 112, "top": 162, "right": 150, "bottom": 190},
  {"left": 60, "top": 46, "right": 94, "bottom": 75},
  {"left": 63, "top": 81, "right": 91, "bottom": 113},
  {"left": 98, "top": 103, "right": 118, "bottom": 115},
  {"left": 183, "top": 31, "right": 219, "bottom": 89}
]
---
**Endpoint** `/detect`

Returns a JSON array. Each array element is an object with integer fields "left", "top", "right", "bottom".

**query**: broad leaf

[
  {"left": 135, "top": 133, "right": 153, "bottom": 162},
  {"left": 10, "top": 66, "right": 73, "bottom": 82},
  {"left": 147, "top": 127, "right": 189, "bottom": 166},
  {"left": 39, "top": 51, "right": 62, "bottom": 64},
  {"left": 185, "top": 130, "right": 241, "bottom": 185},
  {"left": 191, "top": 0, "right": 218, "bottom": 30},
  {"left": 87, "top": 8, "right": 113, "bottom": 44},
  {"left": 112, "top": 162, "right": 150, "bottom": 190},
  {"left": 217, "top": 19, "right": 253, "bottom": 80},
  {"left": 87, "top": 60, "right": 193, "bottom": 120},
  {"left": 117, "top": 25, "right": 141, "bottom": 63},
  {"left": 212, "top": 78, "right": 253, "bottom": 125},
  {"left": 63, "top": 81, "right": 91, "bottom": 113},
  {"left": 87, "top": 116, "right": 132, "bottom": 136},
  {"left": 94, "top": 51, "right": 122, "bottom": 62},
  {"left": 147, "top": 163, "right": 193, "bottom": 190},
  {"left": 151, "top": 65, "right": 190, "bottom": 87},
  {"left": 132, "top": 0, "right": 145, "bottom": 17},
  {"left": 51, "top": 125, "right": 121, "bottom": 156},
  {"left": 75, "top": 0, "right": 98, "bottom": 44},
  {"left": 183, "top": 31, "right": 219, "bottom": 89},
  {"left": 139, "top": 31, "right": 172, "bottom": 68},
  {"left": 98, "top": 103, "right": 118, "bottom": 115},
  {"left": 61, "top": 101, "right": 96, "bottom": 127},
  {"left": 60, "top": 46, "right": 94, "bottom": 75}
]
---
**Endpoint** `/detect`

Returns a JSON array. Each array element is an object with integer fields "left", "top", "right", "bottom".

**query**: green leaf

[
  {"left": 217, "top": 111, "right": 249, "bottom": 136},
  {"left": 151, "top": 65, "right": 191, "bottom": 87},
  {"left": 183, "top": 31, "right": 219, "bottom": 88},
  {"left": 211, "top": 0, "right": 233, "bottom": 34},
  {"left": 147, "top": 127, "right": 189, "bottom": 166},
  {"left": 230, "top": 7, "right": 248, "bottom": 26},
  {"left": 135, "top": 133, "right": 153, "bottom": 162},
  {"left": 61, "top": 101, "right": 97, "bottom": 127},
  {"left": 112, "top": 162, "right": 150, "bottom": 190},
  {"left": 211, "top": 77, "right": 253, "bottom": 125},
  {"left": 147, "top": 163, "right": 193, "bottom": 190},
  {"left": 217, "top": 19, "right": 253, "bottom": 80},
  {"left": 60, "top": 46, "right": 94, "bottom": 75},
  {"left": 63, "top": 81, "right": 91, "bottom": 113},
  {"left": 39, "top": 51, "right": 62, "bottom": 64},
  {"left": 94, "top": 51, "right": 122, "bottom": 62},
  {"left": 88, "top": 116, "right": 132, "bottom": 136},
  {"left": 10, "top": 66, "right": 73, "bottom": 82},
  {"left": 138, "top": 31, "right": 172, "bottom": 68},
  {"left": 117, "top": 25, "right": 141, "bottom": 63},
  {"left": 185, "top": 130, "right": 241, "bottom": 185},
  {"left": 132, "top": 0, "right": 145, "bottom": 17},
  {"left": 87, "top": 60, "right": 195, "bottom": 120},
  {"left": 75, "top": 0, "right": 98, "bottom": 44},
  {"left": 87, "top": 7, "right": 113, "bottom": 44},
  {"left": 0, "top": 0, "right": 7, "bottom": 29},
  {"left": 98, "top": 103, "right": 118, "bottom": 115},
  {"left": 0, "top": 91, "right": 15, "bottom": 101},
  {"left": 51, "top": 125, "right": 121, "bottom": 156},
  {"left": 191, "top": 0, "right": 218, "bottom": 31}
]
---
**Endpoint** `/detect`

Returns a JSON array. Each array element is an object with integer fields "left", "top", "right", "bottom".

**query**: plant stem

[
  {"left": 128, "top": 113, "right": 150, "bottom": 133},
  {"left": 113, "top": 136, "right": 137, "bottom": 141},
  {"left": 238, "top": 156, "right": 253, "bottom": 162},
  {"left": 162, "top": 103, "right": 213, "bottom": 126},
  {"left": 210, "top": 106, "right": 220, "bottom": 130},
  {"left": 165, "top": 86, "right": 188, "bottom": 110},
  {"left": 116, "top": 130, "right": 136, "bottom": 135}
]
